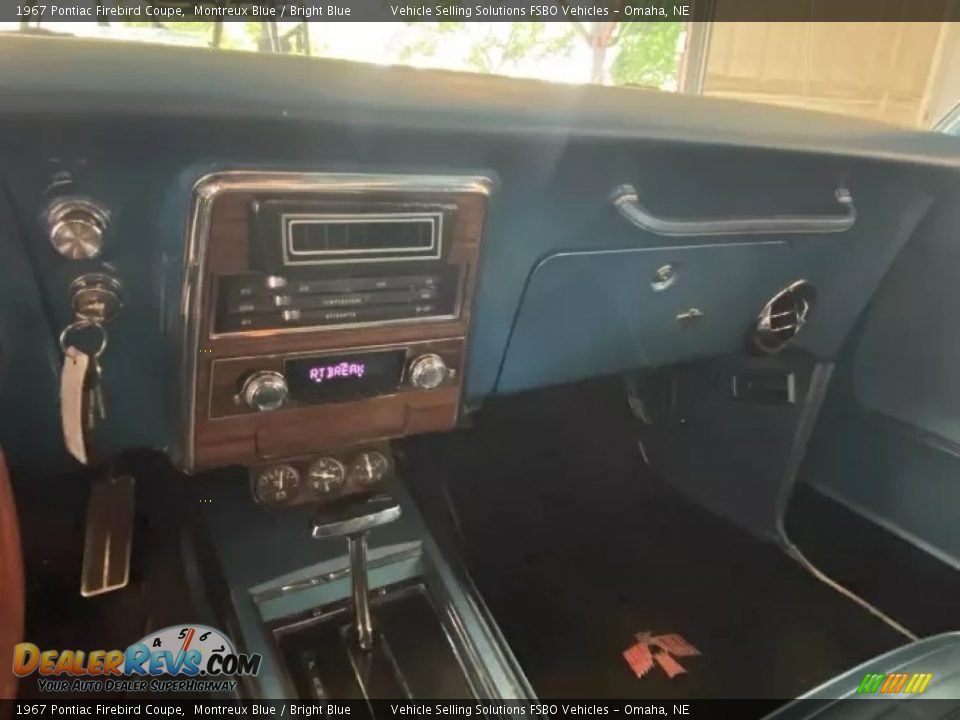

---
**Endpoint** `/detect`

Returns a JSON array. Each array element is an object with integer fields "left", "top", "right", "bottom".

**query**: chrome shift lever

[{"left": 310, "top": 493, "right": 401, "bottom": 651}]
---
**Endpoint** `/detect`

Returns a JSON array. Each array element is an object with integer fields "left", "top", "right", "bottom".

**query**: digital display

[{"left": 285, "top": 350, "right": 405, "bottom": 403}]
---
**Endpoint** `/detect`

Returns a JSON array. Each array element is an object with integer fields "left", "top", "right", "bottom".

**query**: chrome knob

[
  {"left": 241, "top": 371, "right": 288, "bottom": 411},
  {"left": 45, "top": 198, "right": 109, "bottom": 260},
  {"left": 408, "top": 353, "right": 449, "bottom": 390}
]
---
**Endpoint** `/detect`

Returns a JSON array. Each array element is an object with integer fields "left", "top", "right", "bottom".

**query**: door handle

[{"left": 610, "top": 184, "right": 856, "bottom": 237}]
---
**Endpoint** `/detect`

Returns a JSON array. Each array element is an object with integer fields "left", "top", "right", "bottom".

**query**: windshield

[{"left": 5, "top": 19, "right": 960, "bottom": 130}]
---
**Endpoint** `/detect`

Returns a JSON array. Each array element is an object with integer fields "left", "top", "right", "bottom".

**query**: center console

[
  {"left": 179, "top": 172, "right": 528, "bottom": 702},
  {"left": 188, "top": 470, "right": 533, "bottom": 702},
  {"left": 180, "top": 172, "right": 491, "bottom": 472}
]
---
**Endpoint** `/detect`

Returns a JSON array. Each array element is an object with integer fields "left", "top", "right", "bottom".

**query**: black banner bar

[
  {"left": 3, "top": 0, "right": 960, "bottom": 23},
  {"left": 4, "top": 699, "right": 960, "bottom": 718}
]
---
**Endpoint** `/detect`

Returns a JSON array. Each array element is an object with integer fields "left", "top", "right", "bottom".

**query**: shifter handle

[
  {"left": 310, "top": 492, "right": 401, "bottom": 540},
  {"left": 310, "top": 493, "right": 401, "bottom": 651}
]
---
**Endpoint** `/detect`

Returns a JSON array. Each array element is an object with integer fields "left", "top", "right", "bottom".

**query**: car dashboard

[
  {"left": 8, "top": 31, "right": 960, "bottom": 707},
  {"left": 0, "top": 33, "right": 958, "bottom": 487},
  {"left": 2, "top": 38, "right": 955, "bottom": 484}
]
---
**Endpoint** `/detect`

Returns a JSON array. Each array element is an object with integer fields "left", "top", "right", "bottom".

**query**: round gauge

[
  {"left": 307, "top": 457, "right": 347, "bottom": 496},
  {"left": 254, "top": 464, "right": 300, "bottom": 505},
  {"left": 348, "top": 450, "right": 391, "bottom": 487}
]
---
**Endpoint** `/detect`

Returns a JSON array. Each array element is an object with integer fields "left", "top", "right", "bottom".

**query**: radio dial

[
  {"left": 241, "top": 371, "right": 289, "bottom": 411},
  {"left": 409, "top": 354, "right": 449, "bottom": 390}
]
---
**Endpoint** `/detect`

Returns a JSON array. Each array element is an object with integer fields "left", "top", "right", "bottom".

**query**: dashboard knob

[
  {"left": 45, "top": 198, "right": 109, "bottom": 260},
  {"left": 408, "top": 353, "right": 449, "bottom": 390},
  {"left": 241, "top": 371, "right": 289, "bottom": 411}
]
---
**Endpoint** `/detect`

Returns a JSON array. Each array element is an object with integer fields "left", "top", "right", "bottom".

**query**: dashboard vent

[
  {"left": 282, "top": 212, "right": 442, "bottom": 265},
  {"left": 752, "top": 280, "right": 816, "bottom": 354}
]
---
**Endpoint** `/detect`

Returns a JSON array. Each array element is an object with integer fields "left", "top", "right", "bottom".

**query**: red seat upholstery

[{"left": 0, "top": 449, "right": 24, "bottom": 701}]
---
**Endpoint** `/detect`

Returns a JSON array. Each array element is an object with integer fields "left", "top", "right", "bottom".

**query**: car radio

[
  {"left": 213, "top": 198, "right": 465, "bottom": 334},
  {"left": 181, "top": 172, "right": 491, "bottom": 470},
  {"left": 211, "top": 342, "right": 457, "bottom": 419}
]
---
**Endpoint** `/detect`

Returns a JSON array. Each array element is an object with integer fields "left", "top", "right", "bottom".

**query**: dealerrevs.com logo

[{"left": 13, "top": 625, "right": 262, "bottom": 694}]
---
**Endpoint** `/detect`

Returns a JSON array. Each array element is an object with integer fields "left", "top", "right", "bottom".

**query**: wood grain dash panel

[{"left": 188, "top": 176, "right": 489, "bottom": 471}]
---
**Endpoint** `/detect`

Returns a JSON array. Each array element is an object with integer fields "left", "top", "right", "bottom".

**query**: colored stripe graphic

[
  {"left": 857, "top": 674, "right": 884, "bottom": 693},
  {"left": 858, "top": 672, "right": 933, "bottom": 694},
  {"left": 910, "top": 674, "right": 933, "bottom": 693}
]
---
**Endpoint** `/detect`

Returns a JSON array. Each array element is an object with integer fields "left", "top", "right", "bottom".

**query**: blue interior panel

[
  {"left": 853, "top": 198, "right": 960, "bottom": 444},
  {"left": 498, "top": 241, "right": 794, "bottom": 392},
  {"left": 0, "top": 188, "right": 62, "bottom": 470},
  {"left": 801, "top": 194, "right": 960, "bottom": 566},
  {"left": 497, "top": 184, "right": 931, "bottom": 394}
]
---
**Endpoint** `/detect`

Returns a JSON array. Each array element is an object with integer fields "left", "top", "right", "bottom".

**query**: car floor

[
  {"left": 399, "top": 380, "right": 919, "bottom": 705},
  {"left": 785, "top": 483, "right": 960, "bottom": 639},
  {"left": 11, "top": 452, "right": 199, "bottom": 699},
  {"left": 14, "top": 381, "right": 959, "bottom": 706}
]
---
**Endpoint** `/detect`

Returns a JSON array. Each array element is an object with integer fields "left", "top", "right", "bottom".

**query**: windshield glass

[{"left": 4, "top": 19, "right": 959, "bottom": 130}]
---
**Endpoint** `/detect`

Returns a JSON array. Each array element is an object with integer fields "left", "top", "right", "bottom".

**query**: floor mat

[
  {"left": 787, "top": 483, "right": 960, "bottom": 638},
  {"left": 399, "top": 380, "right": 908, "bottom": 703}
]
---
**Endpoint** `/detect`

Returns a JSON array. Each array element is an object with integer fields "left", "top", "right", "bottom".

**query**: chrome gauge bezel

[
  {"left": 253, "top": 463, "right": 301, "bottom": 505},
  {"left": 348, "top": 450, "right": 392, "bottom": 487},
  {"left": 307, "top": 457, "right": 348, "bottom": 496}
]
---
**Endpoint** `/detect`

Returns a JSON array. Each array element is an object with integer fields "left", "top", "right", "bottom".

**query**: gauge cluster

[{"left": 251, "top": 447, "right": 393, "bottom": 507}]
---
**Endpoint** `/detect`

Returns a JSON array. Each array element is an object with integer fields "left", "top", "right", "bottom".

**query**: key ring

[{"left": 59, "top": 319, "right": 108, "bottom": 359}]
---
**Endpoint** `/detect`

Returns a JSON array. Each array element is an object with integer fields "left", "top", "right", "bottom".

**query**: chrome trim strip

[
  {"left": 180, "top": 171, "right": 493, "bottom": 472},
  {"left": 250, "top": 545, "right": 423, "bottom": 603},
  {"left": 611, "top": 184, "right": 856, "bottom": 237},
  {"left": 209, "top": 310, "right": 461, "bottom": 340}
]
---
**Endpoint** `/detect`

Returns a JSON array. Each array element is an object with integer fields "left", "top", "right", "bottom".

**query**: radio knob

[
  {"left": 408, "top": 354, "right": 449, "bottom": 390},
  {"left": 241, "top": 371, "right": 289, "bottom": 411}
]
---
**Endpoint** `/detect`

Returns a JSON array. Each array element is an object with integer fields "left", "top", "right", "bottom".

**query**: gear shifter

[{"left": 310, "top": 493, "right": 401, "bottom": 651}]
